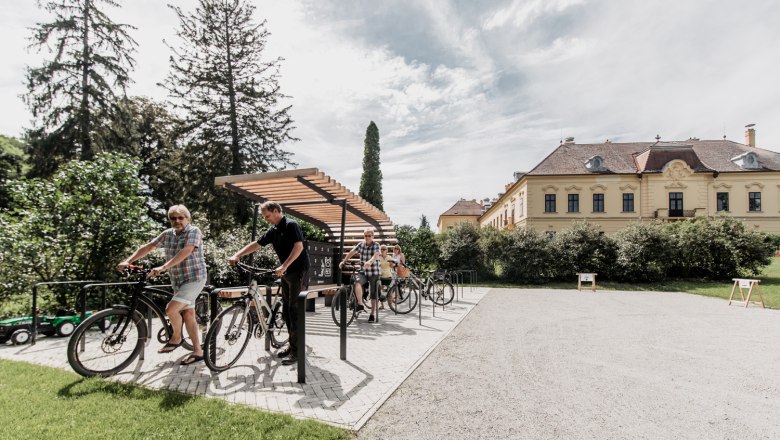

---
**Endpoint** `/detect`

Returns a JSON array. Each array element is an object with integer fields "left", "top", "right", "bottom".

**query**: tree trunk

[{"left": 79, "top": 0, "right": 92, "bottom": 160}]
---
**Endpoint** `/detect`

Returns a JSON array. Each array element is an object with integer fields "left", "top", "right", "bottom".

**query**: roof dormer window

[
  {"left": 731, "top": 152, "right": 760, "bottom": 169},
  {"left": 584, "top": 155, "right": 606, "bottom": 172}
]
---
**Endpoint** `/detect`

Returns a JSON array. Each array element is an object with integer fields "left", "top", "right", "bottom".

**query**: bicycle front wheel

[
  {"left": 269, "top": 301, "right": 288, "bottom": 349},
  {"left": 67, "top": 308, "right": 147, "bottom": 378},
  {"left": 331, "top": 287, "right": 356, "bottom": 327},
  {"left": 429, "top": 280, "right": 455, "bottom": 306},
  {"left": 388, "top": 281, "right": 419, "bottom": 314},
  {"left": 204, "top": 303, "right": 253, "bottom": 372}
]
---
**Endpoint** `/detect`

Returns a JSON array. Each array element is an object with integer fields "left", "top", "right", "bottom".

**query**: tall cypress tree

[
  {"left": 24, "top": 0, "right": 137, "bottom": 176},
  {"left": 359, "top": 121, "right": 383, "bottom": 210},
  {"left": 161, "top": 0, "right": 297, "bottom": 231}
]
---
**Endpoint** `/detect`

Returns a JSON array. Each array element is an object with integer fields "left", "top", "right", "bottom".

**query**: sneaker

[
  {"left": 277, "top": 347, "right": 292, "bottom": 358},
  {"left": 281, "top": 355, "right": 298, "bottom": 366},
  {"left": 368, "top": 314, "right": 375, "bottom": 323},
  {"left": 355, "top": 304, "right": 365, "bottom": 312}
]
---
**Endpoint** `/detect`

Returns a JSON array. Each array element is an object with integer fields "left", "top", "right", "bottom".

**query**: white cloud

[{"left": 482, "top": 0, "right": 586, "bottom": 30}]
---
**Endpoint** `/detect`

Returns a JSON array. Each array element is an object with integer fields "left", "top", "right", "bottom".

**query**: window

[
  {"left": 749, "top": 192, "right": 762, "bottom": 211},
  {"left": 622, "top": 193, "right": 634, "bottom": 212},
  {"left": 669, "top": 192, "right": 683, "bottom": 217},
  {"left": 568, "top": 194, "right": 579, "bottom": 213},
  {"left": 544, "top": 194, "right": 556, "bottom": 213},
  {"left": 518, "top": 197, "right": 524, "bottom": 217},
  {"left": 716, "top": 192, "right": 729, "bottom": 212},
  {"left": 593, "top": 193, "right": 604, "bottom": 213}
]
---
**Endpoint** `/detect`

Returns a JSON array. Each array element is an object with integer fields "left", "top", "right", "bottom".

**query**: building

[
  {"left": 471, "top": 127, "right": 780, "bottom": 234},
  {"left": 437, "top": 199, "right": 483, "bottom": 232}
]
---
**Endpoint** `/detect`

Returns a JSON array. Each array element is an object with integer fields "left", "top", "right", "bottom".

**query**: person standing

[
  {"left": 339, "top": 228, "right": 381, "bottom": 322},
  {"left": 228, "top": 201, "right": 309, "bottom": 366},
  {"left": 377, "top": 245, "right": 393, "bottom": 309},
  {"left": 118, "top": 205, "right": 207, "bottom": 366}
]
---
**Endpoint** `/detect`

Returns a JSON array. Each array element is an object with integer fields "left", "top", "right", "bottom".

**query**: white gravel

[{"left": 357, "top": 288, "right": 780, "bottom": 439}]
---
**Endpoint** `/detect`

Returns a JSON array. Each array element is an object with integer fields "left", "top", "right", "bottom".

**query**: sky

[{"left": 3, "top": 0, "right": 780, "bottom": 228}]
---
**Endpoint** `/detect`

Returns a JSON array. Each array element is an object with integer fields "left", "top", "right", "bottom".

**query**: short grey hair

[
  {"left": 168, "top": 205, "right": 191, "bottom": 220},
  {"left": 260, "top": 201, "right": 283, "bottom": 213}
]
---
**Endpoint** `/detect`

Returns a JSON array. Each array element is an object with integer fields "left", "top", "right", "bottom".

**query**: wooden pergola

[{"left": 214, "top": 168, "right": 396, "bottom": 257}]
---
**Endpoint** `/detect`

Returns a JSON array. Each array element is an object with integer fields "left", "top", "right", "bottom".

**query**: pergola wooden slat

[{"left": 215, "top": 168, "right": 396, "bottom": 260}]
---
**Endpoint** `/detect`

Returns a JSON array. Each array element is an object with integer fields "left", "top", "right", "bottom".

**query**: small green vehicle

[{"left": 0, "top": 309, "right": 94, "bottom": 345}]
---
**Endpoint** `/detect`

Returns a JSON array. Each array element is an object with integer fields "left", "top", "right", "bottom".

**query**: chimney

[
  {"left": 745, "top": 124, "right": 756, "bottom": 147},
  {"left": 564, "top": 136, "right": 575, "bottom": 144}
]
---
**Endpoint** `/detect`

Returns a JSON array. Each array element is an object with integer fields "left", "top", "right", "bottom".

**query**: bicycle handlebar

[{"left": 234, "top": 261, "right": 276, "bottom": 278}]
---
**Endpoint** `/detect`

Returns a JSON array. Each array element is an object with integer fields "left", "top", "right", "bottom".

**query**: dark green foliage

[
  {"left": 359, "top": 121, "right": 383, "bottom": 210},
  {"left": 0, "top": 153, "right": 154, "bottom": 309},
  {"left": 394, "top": 216, "right": 440, "bottom": 271},
  {"left": 96, "top": 96, "right": 181, "bottom": 224},
  {"left": 439, "top": 222, "right": 482, "bottom": 272},
  {"left": 551, "top": 221, "right": 617, "bottom": 279},
  {"left": 500, "top": 227, "right": 557, "bottom": 283},
  {"left": 24, "top": 0, "right": 137, "bottom": 175},
  {"left": 0, "top": 136, "right": 28, "bottom": 210},
  {"left": 612, "top": 221, "right": 673, "bottom": 282},
  {"left": 161, "top": 0, "right": 297, "bottom": 232},
  {"left": 666, "top": 216, "right": 775, "bottom": 279},
  {"left": 477, "top": 226, "right": 509, "bottom": 280}
]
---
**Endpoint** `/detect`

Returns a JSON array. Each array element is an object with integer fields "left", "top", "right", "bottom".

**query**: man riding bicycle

[{"left": 339, "top": 227, "right": 381, "bottom": 322}]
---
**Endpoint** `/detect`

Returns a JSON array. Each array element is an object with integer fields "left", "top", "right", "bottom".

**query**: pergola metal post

[{"left": 339, "top": 198, "right": 347, "bottom": 360}]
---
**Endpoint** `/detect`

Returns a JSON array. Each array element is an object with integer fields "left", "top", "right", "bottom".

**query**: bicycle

[
  {"left": 67, "top": 266, "right": 212, "bottom": 378},
  {"left": 392, "top": 263, "right": 455, "bottom": 308},
  {"left": 330, "top": 263, "right": 374, "bottom": 327},
  {"left": 386, "top": 273, "right": 419, "bottom": 314},
  {"left": 202, "top": 262, "right": 287, "bottom": 372}
]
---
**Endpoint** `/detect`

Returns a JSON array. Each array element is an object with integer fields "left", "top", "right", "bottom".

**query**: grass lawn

[
  {"left": 481, "top": 257, "right": 780, "bottom": 309},
  {"left": 0, "top": 359, "right": 352, "bottom": 440}
]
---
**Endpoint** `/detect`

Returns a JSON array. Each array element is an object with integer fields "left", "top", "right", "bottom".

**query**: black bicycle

[
  {"left": 67, "top": 266, "right": 211, "bottom": 377},
  {"left": 203, "top": 262, "right": 287, "bottom": 372},
  {"left": 330, "top": 263, "right": 374, "bottom": 326}
]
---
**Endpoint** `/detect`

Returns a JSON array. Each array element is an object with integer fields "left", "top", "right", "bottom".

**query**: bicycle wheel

[
  {"left": 269, "top": 301, "right": 288, "bottom": 348},
  {"left": 67, "top": 308, "right": 147, "bottom": 378},
  {"left": 429, "top": 280, "right": 455, "bottom": 306},
  {"left": 331, "top": 287, "right": 356, "bottom": 327},
  {"left": 203, "top": 303, "right": 254, "bottom": 372},
  {"left": 388, "top": 281, "right": 419, "bottom": 314}
]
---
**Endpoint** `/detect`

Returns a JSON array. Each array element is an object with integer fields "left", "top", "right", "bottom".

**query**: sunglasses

[
  {"left": 169, "top": 216, "right": 186, "bottom": 221},
  {"left": 364, "top": 233, "right": 373, "bottom": 237}
]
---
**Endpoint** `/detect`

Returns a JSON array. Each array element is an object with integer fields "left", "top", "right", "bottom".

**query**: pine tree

[
  {"left": 23, "top": 0, "right": 137, "bottom": 176},
  {"left": 359, "top": 121, "right": 383, "bottom": 210},
  {"left": 161, "top": 0, "right": 297, "bottom": 230}
]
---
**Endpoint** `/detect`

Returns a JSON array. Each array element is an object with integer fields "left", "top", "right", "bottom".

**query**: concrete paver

[{"left": 0, "top": 287, "right": 489, "bottom": 430}]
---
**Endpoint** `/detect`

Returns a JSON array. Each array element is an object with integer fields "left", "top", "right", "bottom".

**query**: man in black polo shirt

[{"left": 228, "top": 201, "right": 310, "bottom": 366}]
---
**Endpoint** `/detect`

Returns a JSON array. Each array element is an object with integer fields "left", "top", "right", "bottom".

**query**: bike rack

[
  {"left": 30, "top": 280, "right": 100, "bottom": 344},
  {"left": 297, "top": 284, "right": 349, "bottom": 383}
]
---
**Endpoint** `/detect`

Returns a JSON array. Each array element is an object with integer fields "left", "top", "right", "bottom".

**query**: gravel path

[{"left": 357, "top": 288, "right": 780, "bottom": 439}]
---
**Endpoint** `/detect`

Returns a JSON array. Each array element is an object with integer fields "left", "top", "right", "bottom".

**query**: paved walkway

[{"left": 0, "top": 287, "right": 489, "bottom": 430}]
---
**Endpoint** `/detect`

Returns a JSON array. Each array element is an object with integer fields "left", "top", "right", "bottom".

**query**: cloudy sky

[{"left": 2, "top": 0, "right": 780, "bottom": 227}]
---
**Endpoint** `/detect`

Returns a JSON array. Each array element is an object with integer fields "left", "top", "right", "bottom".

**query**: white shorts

[{"left": 171, "top": 279, "right": 207, "bottom": 310}]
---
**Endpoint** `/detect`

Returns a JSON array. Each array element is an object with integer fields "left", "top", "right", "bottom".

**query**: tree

[
  {"left": 0, "top": 136, "right": 28, "bottom": 210},
  {"left": 359, "top": 121, "right": 383, "bottom": 210},
  {"left": 24, "top": 0, "right": 137, "bottom": 176},
  {"left": 0, "top": 153, "right": 154, "bottom": 312},
  {"left": 97, "top": 96, "right": 180, "bottom": 224},
  {"left": 161, "top": 0, "right": 297, "bottom": 230}
]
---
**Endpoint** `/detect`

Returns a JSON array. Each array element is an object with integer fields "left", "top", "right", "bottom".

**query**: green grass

[
  {"left": 0, "top": 359, "right": 352, "bottom": 440},
  {"left": 479, "top": 257, "right": 780, "bottom": 309}
]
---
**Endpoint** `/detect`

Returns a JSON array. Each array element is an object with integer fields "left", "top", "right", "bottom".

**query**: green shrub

[
  {"left": 612, "top": 221, "right": 673, "bottom": 282},
  {"left": 438, "top": 222, "right": 482, "bottom": 274},
  {"left": 500, "top": 227, "right": 556, "bottom": 283},
  {"left": 551, "top": 221, "right": 616, "bottom": 279}
]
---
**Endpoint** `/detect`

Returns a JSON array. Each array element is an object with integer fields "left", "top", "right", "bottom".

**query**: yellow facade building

[
  {"left": 471, "top": 128, "right": 780, "bottom": 234},
  {"left": 437, "top": 199, "right": 483, "bottom": 232}
]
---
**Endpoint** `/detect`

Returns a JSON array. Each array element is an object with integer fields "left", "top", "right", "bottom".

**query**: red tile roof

[
  {"left": 527, "top": 139, "right": 780, "bottom": 175},
  {"left": 441, "top": 199, "right": 483, "bottom": 216}
]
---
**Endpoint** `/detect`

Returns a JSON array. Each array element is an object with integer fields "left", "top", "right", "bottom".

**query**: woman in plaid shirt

[
  {"left": 118, "top": 205, "right": 207, "bottom": 366},
  {"left": 339, "top": 227, "right": 381, "bottom": 322}
]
